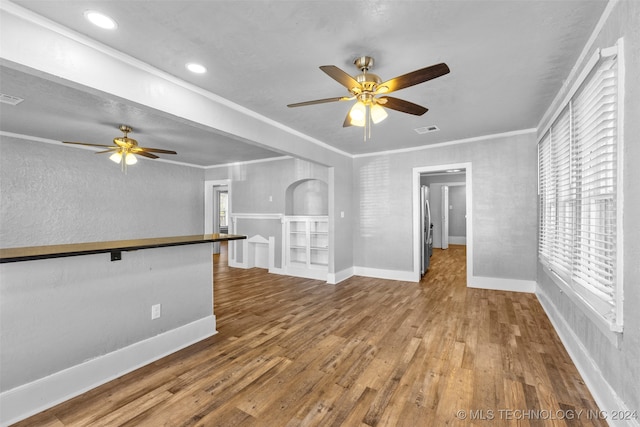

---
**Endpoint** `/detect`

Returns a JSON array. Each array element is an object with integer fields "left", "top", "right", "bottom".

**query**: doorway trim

[
  {"left": 205, "top": 179, "right": 232, "bottom": 257},
  {"left": 204, "top": 179, "right": 231, "bottom": 234},
  {"left": 412, "top": 163, "right": 472, "bottom": 284}
]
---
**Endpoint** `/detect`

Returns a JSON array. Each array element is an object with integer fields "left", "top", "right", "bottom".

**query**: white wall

[{"left": 535, "top": 0, "right": 640, "bottom": 419}]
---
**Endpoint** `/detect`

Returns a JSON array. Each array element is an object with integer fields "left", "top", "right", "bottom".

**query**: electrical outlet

[{"left": 151, "top": 303, "right": 161, "bottom": 320}]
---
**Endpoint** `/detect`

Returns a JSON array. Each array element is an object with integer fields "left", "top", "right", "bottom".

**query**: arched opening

[{"left": 285, "top": 179, "right": 328, "bottom": 216}]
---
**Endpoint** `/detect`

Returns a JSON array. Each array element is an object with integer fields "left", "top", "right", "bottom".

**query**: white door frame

[
  {"left": 441, "top": 185, "right": 449, "bottom": 250},
  {"left": 204, "top": 179, "right": 231, "bottom": 233},
  {"left": 412, "top": 163, "right": 472, "bottom": 284},
  {"left": 212, "top": 186, "right": 228, "bottom": 252},
  {"left": 205, "top": 179, "right": 231, "bottom": 254}
]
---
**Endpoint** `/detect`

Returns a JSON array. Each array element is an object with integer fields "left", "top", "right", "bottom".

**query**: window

[{"left": 538, "top": 40, "right": 623, "bottom": 332}]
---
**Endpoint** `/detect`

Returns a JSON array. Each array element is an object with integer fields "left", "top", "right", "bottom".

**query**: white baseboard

[
  {"left": 536, "top": 289, "right": 639, "bottom": 427},
  {"left": 327, "top": 267, "right": 354, "bottom": 285},
  {"left": 467, "top": 275, "right": 536, "bottom": 293},
  {"left": 352, "top": 266, "right": 417, "bottom": 282},
  {"left": 228, "top": 258, "right": 249, "bottom": 269},
  {"left": 284, "top": 267, "right": 327, "bottom": 281},
  {"left": 268, "top": 266, "right": 286, "bottom": 275},
  {"left": 0, "top": 316, "right": 217, "bottom": 427}
]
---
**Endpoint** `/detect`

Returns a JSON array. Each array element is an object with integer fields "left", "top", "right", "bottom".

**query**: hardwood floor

[{"left": 15, "top": 244, "right": 605, "bottom": 426}]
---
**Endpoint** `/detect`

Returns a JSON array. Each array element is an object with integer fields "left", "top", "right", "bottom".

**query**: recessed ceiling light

[
  {"left": 84, "top": 10, "right": 118, "bottom": 30},
  {"left": 446, "top": 169, "right": 462, "bottom": 173},
  {"left": 186, "top": 63, "right": 207, "bottom": 74}
]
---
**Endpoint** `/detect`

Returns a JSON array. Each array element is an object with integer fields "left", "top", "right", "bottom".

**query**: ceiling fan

[
  {"left": 287, "top": 56, "right": 450, "bottom": 140},
  {"left": 63, "top": 125, "right": 177, "bottom": 171}
]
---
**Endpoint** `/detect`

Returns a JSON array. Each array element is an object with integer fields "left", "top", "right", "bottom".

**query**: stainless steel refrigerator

[{"left": 420, "top": 185, "right": 433, "bottom": 275}]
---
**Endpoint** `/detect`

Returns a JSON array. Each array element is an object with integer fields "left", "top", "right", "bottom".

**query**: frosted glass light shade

[
  {"left": 125, "top": 153, "right": 138, "bottom": 165},
  {"left": 370, "top": 104, "right": 388, "bottom": 124},
  {"left": 349, "top": 101, "right": 366, "bottom": 121},
  {"left": 349, "top": 102, "right": 366, "bottom": 127},
  {"left": 109, "top": 152, "right": 122, "bottom": 163}
]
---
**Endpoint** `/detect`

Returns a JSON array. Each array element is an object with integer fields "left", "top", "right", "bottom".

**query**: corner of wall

[
  {"left": 0, "top": 316, "right": 217, "bottom": 427},
  {"left": 536, "top": 285, "right": 639, "bottom": 427}
]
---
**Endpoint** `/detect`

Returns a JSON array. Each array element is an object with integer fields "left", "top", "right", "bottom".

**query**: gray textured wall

[
  {"left": 353, "top": 132, "right": 538, "bottom": 282},
  {"left": 448, "top": 185, "right": 466, "bottom": 238},
  {"left": 0, "top": 244, "right": 212, "bottom": 391},
  {"left": 205, "top": 158, "right": 331, "bottom": 270},
  {"left": 0, "top": 135, "right": 211, "bottom": 392},
  {"left": 0, "top": 137, "right": 204, "bottom": 246},
  {"left": 208, "top": 158, "right": 328, "bottom": 214},
  {"left": 536, "top": 0, "right": 640, "bottom": 413}
]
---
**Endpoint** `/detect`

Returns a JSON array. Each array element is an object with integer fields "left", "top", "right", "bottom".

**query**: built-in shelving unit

[{"left": 285, "top": 216, "right": 328, "bottom": 280}]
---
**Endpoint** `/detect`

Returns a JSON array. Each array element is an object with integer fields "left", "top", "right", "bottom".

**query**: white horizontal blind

[
  {"left": 538, "top": 132, "right": 553, "bottom": 262},
  {"left": 571, "top": 55, "right": 618, "bottom": 318},
  {"left": 537, "top": 47, "right": 620, "bottom": 326},
  {"left": 550, "top": 107, "right": 573, "bottom": 280}
]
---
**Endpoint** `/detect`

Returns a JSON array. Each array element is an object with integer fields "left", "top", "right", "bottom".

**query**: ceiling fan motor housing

[{"left": 355, "top": 56, "right": 380, "bottom": 93}]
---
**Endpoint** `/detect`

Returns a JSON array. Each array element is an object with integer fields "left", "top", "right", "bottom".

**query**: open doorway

[
  {"left": 426, "top": 180, "right": 466, "bottom": 250},
  {"left": 204, "top": 179, "right": 231, "bottom": 255},
  {"left": 213, "top": 187, "right": 229, "bottom": 254},
  {"left": 413, "top": 163, "right": 472, "bottom": 284}
]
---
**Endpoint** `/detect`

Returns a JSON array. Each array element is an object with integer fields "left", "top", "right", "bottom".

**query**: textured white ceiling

[{"left": 0, "top": 0, "right": 608, "bottom": 166}]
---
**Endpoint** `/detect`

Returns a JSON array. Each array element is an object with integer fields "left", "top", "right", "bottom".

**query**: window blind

[
  {"left": 550, "top": 106, "right": 573, "bottom": 280},
  {"left": 538, "top": 132, "right": 553, "bottom": 262},
  {"left": 538, "top": 47, "right": 620, "bottom": 327},
  {"left": 571, "top": 55, "right": 618, "bottom": 318}
]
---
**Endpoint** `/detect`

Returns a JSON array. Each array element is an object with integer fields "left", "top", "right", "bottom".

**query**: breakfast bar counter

[
  {"left": 0, "top": 233, "right": 246, "bottom": 422},
  {"left": 0, "top": 233, "right": 246, "bottom": 263}
]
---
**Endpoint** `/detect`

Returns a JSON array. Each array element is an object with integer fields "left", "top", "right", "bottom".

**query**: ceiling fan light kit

[
  {"left": 63, "top": 124, "right": 177, "bottom": 173},
  {"left": 288, "top": 55, "right": 450, "bottom": 141}
]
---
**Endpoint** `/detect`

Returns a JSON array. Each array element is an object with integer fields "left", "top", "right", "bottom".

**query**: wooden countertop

[{"left": 0, "top": 234, "right": 246, "bottom": 263}]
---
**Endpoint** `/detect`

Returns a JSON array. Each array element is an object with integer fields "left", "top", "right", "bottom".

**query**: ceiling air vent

[
  {"left": 414, "top": 125, "right": 439, "bottom": 134},
  {"left": 0, "top": 93, "right": 24, "bottom": 106}
]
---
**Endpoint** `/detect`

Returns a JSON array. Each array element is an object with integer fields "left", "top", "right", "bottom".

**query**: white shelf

[{"left": 284, "top": 215, "right": 329, "bottom": 280}]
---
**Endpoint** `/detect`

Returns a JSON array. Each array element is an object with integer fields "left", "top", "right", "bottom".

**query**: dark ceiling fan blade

[
  {"left": 319, "top": 65, "right": 362, "bottom": 92},
  {"left": 342, "top": 111, "right": 353, "bottom": 127},
  {"left": 134, "top": 151, "right": 159, "bottom": 159},
  {"left": 378, "top": 96, "right": 429, "bottom": 115},
  {"left": 377, "top": 63, "right": 450, "bottom": 94},
  {"left": 62, "top": 141, "right": 116, "bottom": 148},
  {"left": 94, "top": 148, "right": 119, "bottom": 154},
  {"left": 287, "top": 96, "right": 352, "bottom": 108},
  {"left": 136, "top": 147, "right": 177, "bottom": 155}
]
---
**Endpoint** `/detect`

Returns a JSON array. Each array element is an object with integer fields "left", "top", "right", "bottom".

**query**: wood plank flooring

[{"left": 14, "top": 244, "right": 605, "bottom": 426}]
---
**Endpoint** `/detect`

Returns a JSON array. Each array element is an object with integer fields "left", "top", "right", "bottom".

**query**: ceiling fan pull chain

[{"left": 367, "top": 106, "right": 371, "bottom": 141}]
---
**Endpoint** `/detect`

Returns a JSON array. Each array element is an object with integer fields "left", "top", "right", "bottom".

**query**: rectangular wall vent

[
  {"left": 414, "top": 125, "right": 440, "bottom": 134},
  {"left": 0, "top": 93, "right": 24, "bottom": 106}
]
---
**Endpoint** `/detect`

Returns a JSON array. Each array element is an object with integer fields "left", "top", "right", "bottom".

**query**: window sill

[{"left": 540, "top": 263, "right": 623, "bottom": 348}]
